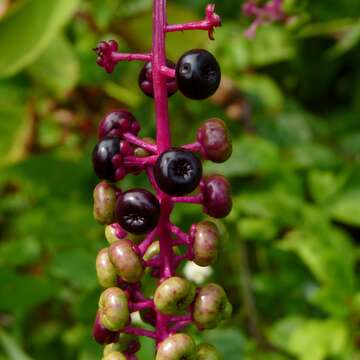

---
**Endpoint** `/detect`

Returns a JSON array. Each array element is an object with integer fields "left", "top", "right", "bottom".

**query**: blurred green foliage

[{"left": 0, "top": 0, "right": 359, "bottom": 359}]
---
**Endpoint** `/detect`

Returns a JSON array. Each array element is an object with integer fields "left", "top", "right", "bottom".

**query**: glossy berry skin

[
  {"left": 139, "top": 60, "right": 177, "bottom": 97},
  {"left": 197, "top": 119, "right": 232, "bottom": 163},
  {"left": 154, "top": 148, "right": 202, "bottom": 196},
  {"left": 202, "top": 175, "right": 232, "bottom": 218},
  {"left": 176, "top": 49, "right": 221, "bottom": 100},
  {"left": 93, "top": 137, "right": 120, "bottom": 181},
  {"left": 115, "top": 189, "right": 160, "bottom": 234},
  {"left": 93, "top": 182, "right": 117, "bottom": 225},
  {"left": 103, "top": 352, "right": 127, "bottom": 360},
  {"left": 93, "top": 312, "right": 119, "bottom": 345},
  {"left": 196, "top": 343, "right": 223, "bottom": 360},
  {"left": 103, "top": 334, "right": 140, "bottom": 355},
  {"left": 156, "top": 333, "right": 196, "bottom": 360},
  {"left": 96, "top": 248, "right": 117, "bottom": 288},
  {"left": 98, "top": 110, "right": 140, "bottom": 139}
]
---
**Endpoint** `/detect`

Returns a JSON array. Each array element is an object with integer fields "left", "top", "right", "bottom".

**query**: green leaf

[
  {"left": 331, "top": 189, "right": 360, "bottom": 226},
  {"left": 0, "top": 0, "right": 80, "bottom": 77},
  {"left": 0, "top": 328, "right": 33, "bottom": 360},
  {"left": 28, "top": 35, "right": 79, "bottom": 96}
]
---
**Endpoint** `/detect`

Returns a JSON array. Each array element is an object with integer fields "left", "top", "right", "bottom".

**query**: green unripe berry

[
  {"left": 109, "top": 240, "right": 144, "bottom": 283},
  {"left": 102, "top": 351, "right": 127, "bottom": 360},
  {"left": 96, "top": 248, "right": 117, "bottom": 288},
  {"left": 193, "top": 221, "right": 220, "bottom": 266},
  {"left": 99, "top": 287, "right": 129, "bottom": 331},
  {"left": 93, "top": 182, "right": 117, "bottom": 224},
  {"left": 105, "top": 225, "right": 123, "bottom": 244},
  {"left": 103, "top": 334, "right": 140, "bottom": 355},
  {"left": 196, "top": 343, "right": 223, "bottom": 360},
  {"left": 156, "top": 333, "right": 196, "bottom": 360},
  {"left": 193, "top": 283, "right": 232, "bottom": 330},
  {"left": 154, "top": 276, "right": 195, "bottom": 315},
  {"left": 143, "top": 240, "right": 161, "bottom": 261}
]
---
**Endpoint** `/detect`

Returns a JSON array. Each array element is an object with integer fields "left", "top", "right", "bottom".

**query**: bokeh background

[{"left": 0, "top": 0, "right": 359, "bottom": 359}]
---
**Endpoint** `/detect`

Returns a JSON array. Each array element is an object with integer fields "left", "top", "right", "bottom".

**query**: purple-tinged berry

[
  {"left": 139, "top": 60, "right": 177, "bottom": 97},
  {"left": 196, "top": 343, "right": 223, "bottom": 360},
  {"left": 156, "top": 333, "right": 196, "bottom": 360},
  {"left": 154, "top": 276, "right": 196, "bottom": 315},
  {"left": 96, "top": 248, "right": 117, "bottom": 288},
  {"left": 115, "top": 189, "right": 160, "bottom": 234},
  {"left": 192, "top": 221, "right": 220, "bottom": 266},
  {"left": 98, "top": 110, "right": 140, "bottom": 140},
  {"left": 197, "top": 119, "right": 232, "bottom": 163},
  {"left": 176, "top": 49, "right": 221, "bottom": 100},
  {"left": 109, "top": 240, "right": 144, "bottom": 283},
  {"left": 93, "top": 182, "right": 117, "bottom": 224},
  {"left": 193, "top": 283, "right": 232, "bottom": 330},
  {"left": 154, "top": 148, "right": 202, "bottom": 196},
  {"left": 93, "top": 312, "right": 119, "bottom": 344},
  {"left": 98, "top": 287, "right": 130, "bottom": 331},
  {"left": 105, "top": 224, "right": 127, "bottom": 244},
  {"left": 202, "top": 175, "right": 232, "bottom": 218},
  {"left": 92, "top": 137, "right": 120, "bottom": 181}
]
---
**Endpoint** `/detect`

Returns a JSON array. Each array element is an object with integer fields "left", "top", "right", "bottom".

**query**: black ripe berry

[
  {"left": 176, "top": 49, "right": 221, "bottom": 100},
  {"left": 154, "top": 148, "right": 202, "bottom": 196},
  {"left": 116, "top": 189, "right": 160, "bottom": 234},
  {"left": 139, "top": 59, "right": 177, "bottom": 98},
  {"left": 92, "top": 137, "right": 120, "bottom": 181}
]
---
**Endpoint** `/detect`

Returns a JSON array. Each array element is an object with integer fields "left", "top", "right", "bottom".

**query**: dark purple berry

[
  {"left": 139, "top": 60, "right": 177, "bottom": 97},
  {"left": 115, "top": 189, "right": 160, "bottom": 234},
  {"left": 93, "top": 312, "right": 119, "bottom": 345},
  {"left": 98, "top": 110, "right": 140, "bottom": 140},
  {"left": 92, "top": 137, "right": 120, "bottom": 181},
  {"left": 176, "top": 49, "right": 221, "bottom": 100},
  {"left": 154, "top": 148, "right": 202, "bottom": 196},
  {"left": 202, "top": 175, "right": 232, "bottom": 218},
  {"left": 197, "top": 118, "right": 232, "bottom": 163}
]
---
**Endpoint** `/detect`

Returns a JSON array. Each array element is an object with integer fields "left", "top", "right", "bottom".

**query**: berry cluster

[{"left": 91, "top": 3, "right": 232, "bottom": 359}]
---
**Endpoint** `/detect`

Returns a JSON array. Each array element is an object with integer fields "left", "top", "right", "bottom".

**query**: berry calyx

[
  {"left": 93, "top": 312, "right": 119, "bottom": 344},
  {"left": 109, "top": 240, "right": 144, "bottom": 283},
  {"left": 92, "top": 137, "right": 121, "bottom": 181},
  {"left": 176, "top": 49, "right": 221, "bottom": 100},
  {"left": 196, "top": 343, "right": 223, "bottom": 360},
  {"left": 197, "top": 118, "right": 232, "bottom": 163},
  {"left": 154, "top": 148, "right": 203, "bottom": 196},
  {"left": 93, "top": 182, "right": 117, "bottom": 224},
  {"left": 154, "top": 276, "right": 196, "bottom": 315},
  {"left": 202, "top": 175, "right": 232, "bottom": 218},
  {"left": 156, "top": 333, "right": 196, "bottom": 360},
  {"left": 115, "top": 189, "right": 160, "bottom": 234},
  {"left": 96, "top": 248, "right": 117, "bottom": 288},
  {"left": 192, "top": 221, "right": 220, "bottom": 267},
  {"left": 98, "top": 110, "right": 140, "bottom": 140},
  {"left": 139, "top": 59, "right": 177, "bottom": 97}
]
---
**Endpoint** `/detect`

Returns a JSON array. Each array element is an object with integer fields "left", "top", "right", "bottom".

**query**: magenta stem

[
  {"left": 169, "top": 314, "right": 192, "bottom": 322},
  {"left": 160, "top": 65, "right": 176, "bottom": 78},
  {"left": 166, "top": 20, "right": 212, "bottom": 33},
  {"left": 170, "top": 319, "right": 192, "bottom": 333},
  {"left": 131, "top": 300, "right": 154, "bottom": 311},
  {"left": 182, "top": 142, "right": 203, "bottom": 153},
  {"left": 124, "top": 326, "right": 157, "bottom": 339},
  {"left": 171, "top": 194, "right": 203, "bottom": 204},
  {"left": 126, "top": 355, "right": 138, "bottom": 360},
  {"left": 124, "top": 155, "right": 158, "bottom": 166},
  {"left": 112, "top": 52, "right": 152, "bottom": 63},
  {"left": 138, "top": 229, "right": 158, "bottom": 255},
  {"left": 168, "top": 224, "right": 190, "bottom": 244},
  {"left": 123, "top": 133, "right": 158, "bottom": 153}
]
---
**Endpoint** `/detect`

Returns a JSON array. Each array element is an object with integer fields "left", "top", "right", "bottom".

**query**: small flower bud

[
  {"left": 193, "top": 283, "right": 232, "bottom": 330},
  {"left": 96, "top": 248, "right": 117, "bottom": 288},
  {"left": 196, "top": 343, "right": 223, "bottom": 360},
  {"left": 99, "top": 287, "right": 129, "bottom": 331},
  {"left": 109, "top": 240, "right": 144, "bottom": 283},
  {"left": 93, "top": 182, "right": 117, "bottom": 224},
  {"left": 93, "top": 312, "right": 119, "bottom": 344},
  {"left": 156, "top": 333, "right": 196, "bottom": 360},
  {"left": 154, "top": 276, "right": 195, "bottom": 315},
  {"left": 192, "top": 221, "right": 220, "bottom": 266},
  {"left": 197, "top": 119, "right": 232, "bottom": 163},
  {"left": 202, "top": 175, "right": 232, "bottom": 218}
]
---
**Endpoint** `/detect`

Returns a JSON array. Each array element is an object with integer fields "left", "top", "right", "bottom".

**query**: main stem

[{"left": 152, "top": 0, "right": 174, "bottom": 343}]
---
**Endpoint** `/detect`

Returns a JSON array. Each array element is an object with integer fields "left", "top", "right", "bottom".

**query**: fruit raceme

[{"left": 91, "top": 2, "right": 232, "bottom": 359}]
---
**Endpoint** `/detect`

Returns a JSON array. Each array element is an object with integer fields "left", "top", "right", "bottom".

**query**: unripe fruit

[
  {"left": 196, "top": 343, "right": 223, "bottom": 360},
  {"left": 92, "top": 137, "right": 121, "bottom": 181},
  {"left": 96, "top": 248, "right": 117, "bottom": 288},
  {"left": 156, "top": 333, "right": 196, "bottom": 360},
  {"left": 116, "top": 189, "right": 160, "bottom": 234},
  {"left": 93, "top": 182, "right": 117, "bottom": 224},
  {"left": 102, "top": 351, "right": 127, "bottom": 360},
  {"left": 176, "top": 49, "right": 221, "bottom": 100},
  {"left": 143, "top": 240, "right": 161, "bottom": 261},
  {"left": 197, "top": 119, "right": 232, "bottom": 163},
  {"left": 193, "top": 283, "right": 232, "bottom": 330},
  {"left": 105, "top": 224, "right": 126, "bottom": 244},
  {"left": 109, "top": 240, "right": 144, "bottom": 283},
  {"left": 103, "top": 334, "right": 140, "bottom": 355},
  {"left": 192, "top": 221, "right": 220, "bottom": 266},
  {"left": 93, "top": 312, "right": 119, "bottom": 344},
  {"left": 139, "top": 60, "right": 177, "bottom": 97},
  {"left": 99, "top": 287, "right": 129, "bottom": 331},
  {"left": 154, "top": 148, "right": 203, "bottom": 196},
  {"left": 154, "top": 276, "right": 195, "bottom": 315},
  {"left": 98, "top": 110, "right": 140, "bottom": 139},
  {"left": 202, "top": 175, "right": 232, "bottom": 218}
]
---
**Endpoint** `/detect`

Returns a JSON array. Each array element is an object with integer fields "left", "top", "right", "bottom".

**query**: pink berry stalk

[{"left": 92, "top": 1, "right": 232, "bottom": 359}]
